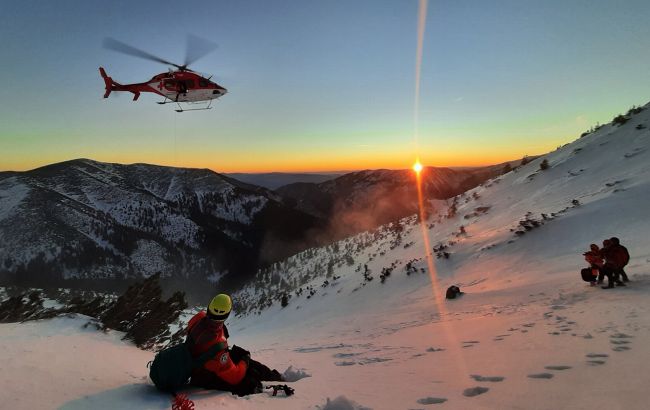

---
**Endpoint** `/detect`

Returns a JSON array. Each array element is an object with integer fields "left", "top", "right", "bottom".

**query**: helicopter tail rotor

[
  {"left": 99, "top": 67, "right": 140, "bottom": 100},
  {"left": 99, "top": 67, "right": 115, "bottom": 98}
]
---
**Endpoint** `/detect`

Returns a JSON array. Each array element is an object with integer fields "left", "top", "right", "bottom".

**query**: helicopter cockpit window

[
  {"left": 184, "top": 80, "right": 195, "bottom": 88},
  {"left": 199, "top": 79, "right": 209, "bottom": 87}
]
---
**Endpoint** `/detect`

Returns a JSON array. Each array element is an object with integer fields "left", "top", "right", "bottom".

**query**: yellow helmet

[{"left": 207, "top": 294, "right": 232, "bottom": 320}]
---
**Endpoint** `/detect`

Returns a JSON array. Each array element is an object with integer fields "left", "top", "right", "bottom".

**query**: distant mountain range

[
  {"left": 0, "top": 158, "right": 511, "bottom": 295},
  {"left": 0, "top": 159, "right": 323, "bottom": 295},
  {"left": 224, "top": 172, "right": 341, "bottom": 190},
  {"left": 276, "top": 165, "right": 509, "bottom": 238}
]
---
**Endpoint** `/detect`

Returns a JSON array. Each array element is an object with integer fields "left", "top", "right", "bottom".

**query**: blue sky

[{"left": 1, "top": 0, "right": 649, "bottom": 172}]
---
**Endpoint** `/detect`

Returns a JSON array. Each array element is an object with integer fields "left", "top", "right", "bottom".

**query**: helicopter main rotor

[{"left": 103, "top": 35, "right": 217, "bottom": 72}]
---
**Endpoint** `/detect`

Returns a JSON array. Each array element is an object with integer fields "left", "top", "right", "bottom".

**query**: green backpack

[{"left": 149, "top": 341, "right": 226, "bottom": 393}]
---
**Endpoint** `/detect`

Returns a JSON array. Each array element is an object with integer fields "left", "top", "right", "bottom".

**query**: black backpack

[
  {"left": 580, "top": 267, "right": 596, "bottom": 282},
  {"left": 445, "top": 285, "right": 463, "bottom": 300},
  {"left": 149, "top": 340, "right": 226, "bottom": 393}
]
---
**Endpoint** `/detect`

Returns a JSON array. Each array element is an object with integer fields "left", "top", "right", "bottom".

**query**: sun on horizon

[{"left": 412, "top": 160, "right": 423, "bottom": 174}]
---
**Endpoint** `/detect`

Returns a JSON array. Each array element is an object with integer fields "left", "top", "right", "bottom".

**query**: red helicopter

[{"left": 100, "top": 36, "right": 227, "bottom": 112}]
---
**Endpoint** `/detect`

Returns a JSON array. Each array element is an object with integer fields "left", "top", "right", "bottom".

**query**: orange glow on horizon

[{"left": 1, "top": 145, "right": 551, "bottom": 174}]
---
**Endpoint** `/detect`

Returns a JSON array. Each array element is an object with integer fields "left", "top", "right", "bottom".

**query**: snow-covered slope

[{"left": 2, "top": 104, "right": 650, "bottom": 409}]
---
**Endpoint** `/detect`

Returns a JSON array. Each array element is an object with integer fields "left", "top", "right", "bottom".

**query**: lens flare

[{"left": 411, "top": 0, "right": 469, "bottom": 381}]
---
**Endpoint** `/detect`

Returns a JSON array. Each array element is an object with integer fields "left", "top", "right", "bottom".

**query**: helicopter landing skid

[
  {"left": 156, "top": 98, "right": 214, "bottom": 112},
  {"left": 174, "top": 99, "right": 213, "bottom": 113},
  {"left": 175, "top": 106, "right": 212, "bottom": 112}
]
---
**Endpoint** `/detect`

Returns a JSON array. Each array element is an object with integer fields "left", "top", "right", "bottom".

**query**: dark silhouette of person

[
  {"left": 599, "top": 240, "right": 625, "bottom": 288},
  {"left": 609, "top": 237, "right": 630, "bottom": 282}
]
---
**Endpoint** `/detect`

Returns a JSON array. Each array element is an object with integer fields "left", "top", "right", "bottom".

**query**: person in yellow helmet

[{"left": 185, "top": 293, "right": 284, "bottom": 396}]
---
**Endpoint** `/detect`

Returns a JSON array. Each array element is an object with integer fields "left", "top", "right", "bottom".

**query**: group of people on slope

[{"left": 582, "top": 237, "right": 630, "bottom": 289}]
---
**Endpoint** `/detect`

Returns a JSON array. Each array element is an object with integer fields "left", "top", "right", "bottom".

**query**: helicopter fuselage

[{"left": 100, "top": 67, "right": 227, "bottom": 103}]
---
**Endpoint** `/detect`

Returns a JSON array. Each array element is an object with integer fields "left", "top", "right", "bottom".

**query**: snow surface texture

[
  {"left": 0, "top": 178, "right": 30, "bottom": 221},
  {"left": 2, "top": 105, "right": 650, "bottom": 409}
]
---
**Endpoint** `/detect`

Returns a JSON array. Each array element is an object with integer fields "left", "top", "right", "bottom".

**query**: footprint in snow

[
  {"left": 587, "top": 360, "right": 606, "bottom": 366},
  {"left": 463, "top": 387, "right": 489, "bottom": 397},
  {"left": 333, "top": 353, "right": 360, "bottom": 358},
  {"left": 417, "top": 397, "right": 447, "bottom": 405},
  {"left": 528, "top": 373, "right": 554, "bottom": 379},
  {"left": 426, "top": 347, "right": 445, "bottom": 352},
  {"left": 294, "top": 347, "right": 322, "bottom": 353},
  {"left": 623, "top": 148, "right": 646, "bottom": 158},
  {"left": 610, "top": 333, "right": 633, "bottom": 339},
  {"left": 470, "top": 375, "right": 505, "bottom": 382},
  {"left": 612, "top": 346, "right": 630, "bottom": 352},
  {"left": 545, "top": 365, "right": 572, "bottom": 371},
  {"left": 610, "top": 340, "right": 631, "bottom": 345},
  {"left": 586, "top": 353, "right": 609, "bottom": 358},
  {"left": 334, "top": 361, "right": 356, "bottom": 366},
  {"left": 358, "top": 357, "right": 392, "bottom": 364},
  {"left": 294, "top": 343, "right": 353, "bottom": 353}
]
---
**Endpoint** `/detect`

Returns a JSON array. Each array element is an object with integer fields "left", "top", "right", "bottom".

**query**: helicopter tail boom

[{"left": 99, "top": 67, "right": 142, "bottom": 101}]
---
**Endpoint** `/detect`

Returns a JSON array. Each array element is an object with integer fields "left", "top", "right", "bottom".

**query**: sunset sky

[{"left": 1, "top": 0, "right": 650, "bottom": 173}]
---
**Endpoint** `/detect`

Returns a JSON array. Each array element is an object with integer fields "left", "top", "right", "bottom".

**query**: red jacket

[
  {"left": 186, "top": 311, "right": 247, "bottom": 385},
  {"left": 583, "top": 250, "right": 604, "bottom": 268}
]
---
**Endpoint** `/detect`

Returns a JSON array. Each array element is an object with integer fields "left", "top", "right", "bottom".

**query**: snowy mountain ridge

[
  {"left": 276, "top": 164, "right": 500, "bottom": 240},
  {"left": 0, "top": 157, "right": 503, "bottom": 291},
  {"left": 0, "top": 159, "right": 322, "bottom": 290}
]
